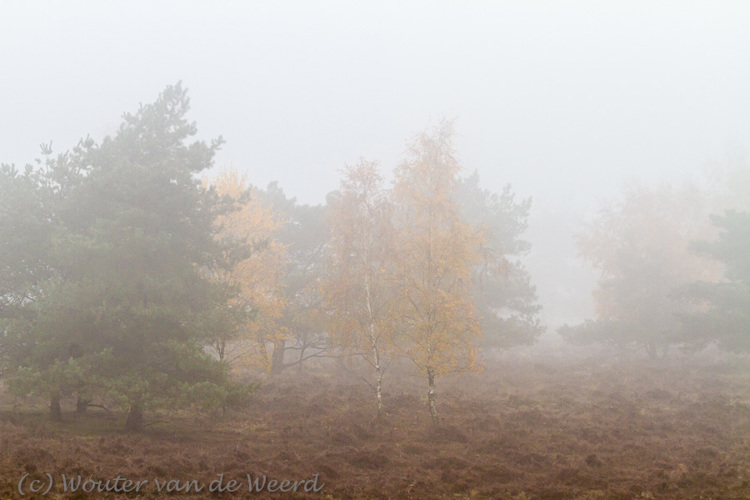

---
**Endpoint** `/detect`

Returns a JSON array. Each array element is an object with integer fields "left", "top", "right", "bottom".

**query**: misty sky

[{"left": 2, "top": 1, "right": 750, "bottom": 328}]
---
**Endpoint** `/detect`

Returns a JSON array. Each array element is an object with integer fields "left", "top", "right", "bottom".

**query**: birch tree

[
  {"left": 392, "top": 121, "right": 481, "bottom": 424},
  {"left": 323, "top": 160, "right": 395, "bottom": 415}
]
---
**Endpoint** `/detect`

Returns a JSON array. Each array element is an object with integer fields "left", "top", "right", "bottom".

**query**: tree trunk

[
  {"left": 427, "top": 367, "right": 439, "bottom": 425},
  {"left": 374, "top": 353, "right": 384, "bottom": 417},
  {"left": 270, "top": 339, "right": 286, "bottom": 374},
  {"left": 365, "top": 277, "right": 384, "bottom": 416},
  {"left": 125, "top": 402, "right": 143, "bottom": 432},
  {"left": 217, "top": 339, "right": 226, "bottom": 362},
  {"left": 298, "top": 335, "right": 307, "bottom": 372},
  {"left": 50, "top": 393, "right": 62, "bottom": 422},
  {"left": 76, "top": 395, "right": 89, "bottom": 414}
]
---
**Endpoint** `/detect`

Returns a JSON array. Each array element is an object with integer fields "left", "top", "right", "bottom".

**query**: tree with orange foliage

[
  {"left": 323, "top": 160, "right": 395, "bottom": 415},
  {"left": 392, "top": 121, "right": 482, "bottom": 424},
  {"left": 205, "top": 169, "right": 288, "bottom": 371}
]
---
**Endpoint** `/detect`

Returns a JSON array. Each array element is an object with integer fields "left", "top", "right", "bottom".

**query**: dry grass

[{"left": 1, "top": 352, "right": 749, "bottom": 499}]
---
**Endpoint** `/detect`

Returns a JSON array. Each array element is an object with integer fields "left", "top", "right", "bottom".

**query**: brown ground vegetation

[{"left": 1, "top": 351, "right": 749, "bottom": 499}]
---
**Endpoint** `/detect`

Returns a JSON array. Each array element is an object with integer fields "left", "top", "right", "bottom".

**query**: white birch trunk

[
  {"left": 427, "top": 366, "right": 439, "bottom": 424},
  {"left": 365, "top": 274, "right": 384, "bottom": 415}
]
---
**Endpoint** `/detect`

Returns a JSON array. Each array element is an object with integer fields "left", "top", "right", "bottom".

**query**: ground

[{"left": 1, "top": 349, "right": 749, "bottom": 499}]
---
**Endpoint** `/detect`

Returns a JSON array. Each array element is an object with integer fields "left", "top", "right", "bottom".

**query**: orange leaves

[{"left": 205, "top": 169, "right": 288, "bottom": 370}]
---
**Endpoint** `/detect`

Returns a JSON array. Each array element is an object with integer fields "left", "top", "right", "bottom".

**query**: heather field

[{"left": 2, "top": 351, "right": 749, "bottom": 500}]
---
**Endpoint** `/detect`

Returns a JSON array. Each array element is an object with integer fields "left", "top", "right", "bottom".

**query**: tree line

[
  {"left": 2, "top": 84, "right": 748, "bottom": 431},
  {"left": 0, "top": 84, "right": 541, "bottom": 429},
  {"left": 559, "top": 179, "right": 750, "bottom": 358}
]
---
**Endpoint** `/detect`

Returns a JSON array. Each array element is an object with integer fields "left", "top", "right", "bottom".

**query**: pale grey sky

[{"left": 2, "top": 0, "right": 749, "bottom": 327}]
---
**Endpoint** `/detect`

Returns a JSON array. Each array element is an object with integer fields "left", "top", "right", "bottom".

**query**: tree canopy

[
  {"left": 392, "top": 121, "right": 481, "bottom": 423},
  {"left": 457, "top": 171, "right": 543, "bottom": 348},
  {"left": 323, "top": 160, "right": 395, "bottom": 415},
  {"left": 1, "top": 92, "right": 543, "bottom": 427},
  {"left": 559, "top": 184, "right": 720, "bottom": 358},
  {"left": 0, "top": 84, "right": 240, "bottom": 430},
  {"left": 678, "top": 210, "right": 750, "bottom": 352}
]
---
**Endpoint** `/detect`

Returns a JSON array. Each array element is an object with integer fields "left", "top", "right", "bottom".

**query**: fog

[
  {"left": 3, "top": 2, "right": 750, "bottom": 332},
  {"left": 3, "top": 4, "right": 750, "bottom": 497}
]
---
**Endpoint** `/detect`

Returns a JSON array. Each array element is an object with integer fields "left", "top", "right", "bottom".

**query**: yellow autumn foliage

[
  {"left": 206, "top": 169, "right": 289, "bottom": 371},
  {"left": 392, "top": 121, "right": 483, "bottom": 379}
]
